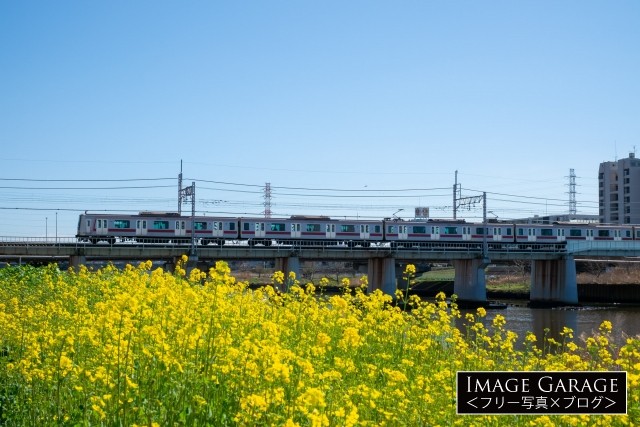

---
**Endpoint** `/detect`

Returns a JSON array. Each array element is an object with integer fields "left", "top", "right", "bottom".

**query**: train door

[
  {"left": 291, "top": 223, "right": 301, "bottom": 238},
  {"left": 175, "top": 220, "right": 186, "bottom": 237},
  {"left": 586, "top": 229, "right": 594, "bottom": 241},
  {"left": 614, "top": 229, "right": 622, "bottom": 241},
  {"left": 136, "top": 219, "right": 147, "bottom": 236},
  {"left": 397, "top": 225, "right": 408, "bottom": 240},
  {"left": 326, "top": 223, "right": 336, "bottom": 239},
  {"left": 96, "top": 218, "right": 109, "bottom": 235},
  {"left": 255, "top": 222, "right": 266, "bottom": 238},
  {"left": 212, "top": 221, "right": 223, "bottom": 237},
  {"left": 430, "top": 226, "right": 440, "bottom": 240},
  {"left": 557, "top": 228, "right": 566, "bottom": 242},
  {"left": 462, "top": 226, "right": 472, "bottom": 241},
  {"left": 528, "top": 228, "right": 536, "bottom": 242},
  {"left": 360, "top": 224, "right": 370, "bottom": 239},
  {"left": 492, "top": 227, "right": 502, "bottom": 241}
]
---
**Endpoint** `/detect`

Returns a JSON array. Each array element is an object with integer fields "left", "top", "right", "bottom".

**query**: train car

[
  {"left": 194, "top": 217, "right": 241, "bottom": 245},
  {"left": 77, "top": 212, "right": 149, "bottom": 244},
  {"left": 515, "top": 223, "right": 568, "bottom": 243},
  {"left": 514, "top": 222, "right": 634, "bottom": 243},
  {"left": 239, "top": 216, "right": 384, "bottom": 247},
  {"left": 588, "top": 224, "right": 634, "bottom": 241},
  {"left": 77, "top": 212, "right": 242, "bottom": 244},
  {"left": 383, "top": 219, "right": 516, "bottom": 248}
]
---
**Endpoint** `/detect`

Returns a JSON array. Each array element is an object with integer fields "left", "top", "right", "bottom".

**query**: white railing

[{"left": 566, "top": 240, "right": 640, "bottom": 254}]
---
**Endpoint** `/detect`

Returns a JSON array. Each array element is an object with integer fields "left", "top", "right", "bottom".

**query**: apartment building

[{"left": 599, "top": 152, "right": 640, "bottom": 224}]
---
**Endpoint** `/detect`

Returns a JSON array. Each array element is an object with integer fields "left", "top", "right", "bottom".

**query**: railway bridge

[{"left": 1, "top": 238, "right": 638, "bottom": 306}]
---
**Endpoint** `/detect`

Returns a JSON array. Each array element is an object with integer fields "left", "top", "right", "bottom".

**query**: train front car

[{"left": 77, "top": 212, "right": 138, "bottom": 244}]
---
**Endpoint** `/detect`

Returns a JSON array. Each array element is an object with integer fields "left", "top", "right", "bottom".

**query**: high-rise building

[{"left": 599, "top": 152, "right": 640, "bottom": 224}]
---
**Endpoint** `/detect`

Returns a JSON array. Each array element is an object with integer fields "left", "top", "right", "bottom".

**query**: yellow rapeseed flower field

[{"left": 0, "top": 260, "right": 638, "bottom": 426}]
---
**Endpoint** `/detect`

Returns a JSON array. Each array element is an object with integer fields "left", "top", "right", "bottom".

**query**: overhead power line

[
  {"left": 0, "top": 177, "right": 175, "bottom": 182},
  {"left": 0, "top": 185, "right": 176, "bottom": 190}
]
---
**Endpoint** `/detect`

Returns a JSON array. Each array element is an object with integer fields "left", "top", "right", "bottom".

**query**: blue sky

[{"left": 1, "top": 1, "right": 639, "bottom": 237}]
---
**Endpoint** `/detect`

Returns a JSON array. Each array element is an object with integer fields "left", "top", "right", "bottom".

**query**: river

[{"left": 458, "top": 300, "right": 640, "bottom": 350}]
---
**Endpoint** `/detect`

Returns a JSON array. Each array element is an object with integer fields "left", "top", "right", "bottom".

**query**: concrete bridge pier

[
  {"left": 367, "top": 257, "right": 396, "bottom": 296},
  {"left": 275, "top": 256, "right": 301, "bottom": 291},
  {"left": 452, "top": 258, "right": 489, "bottom": 303},
  {"left": 69, "top": 255, "right": 87, "bottom": 270},
  {"left": 530, "top": 256, "right": 578, "bottom": 306}
]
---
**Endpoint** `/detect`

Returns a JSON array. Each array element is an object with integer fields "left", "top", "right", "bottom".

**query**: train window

[
  {"left": 113, "top": 220, "right": 130, "bottom": 229},
  {"left": 598, "top": 230, "right": 610, "bottom": 237},
  {"left": 374, "top": 225, "right": 381, "bottom": 233},
  {"left": 570, "top": 229, "right": 582, "bottom": 237},
  {"left": 413, "top": 226, "right": 426, "bottom": 234},
  {"left": 443, "top": 226, "right": 457, "bottom": 234},
  {"left": 194, "top": 222, "right": 207, "bottom": 230},
  {"left": 341, "top": 225, "right": 356, "bottom": 233},
  {"left": 270, "top": 223, "right": 286, "bottom": 232},
  {"left": 541, "top": 229, "right": 553, "bottom": 236},
  {"left": 625, "top": 230, "right": 631, "bottom": 238},
  {"left": 229, "top": 222, "right": 235, "bottom": 231},
  {"left": 387, "top": 225, "right": 396, "bottom": 233},
  {"left": 517, "top": 228, "right": 525, "bottom": 236},
  {"left": 475, "top": 227, "right": 485, "bottom": 235},
  {"left": 505, "top": 228, "right": 512, "bottom": 236},
  {"left": 306, "top": 224, "right": 321, "bottom": 232},
  {"left": 243, "top": 223, "right": 250, "bottom": 231},
  {"left": 152, "top": 221, "right": 169, "bottom": 230}
]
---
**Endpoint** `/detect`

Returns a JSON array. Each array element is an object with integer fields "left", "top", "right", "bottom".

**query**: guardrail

[
  {"left": 566, "top": 240, "right": 640, "bottom": 255},
  {"left": 0, "top": 237, "right": 569, "bottom": 254}
]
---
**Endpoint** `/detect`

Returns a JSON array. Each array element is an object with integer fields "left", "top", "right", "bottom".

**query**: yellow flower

[
  {"left": 600, "top": 320, "right": 613, "bottom": 334},
  {"left": 272, "top": 271, "right": 285, "bottom": 285}
]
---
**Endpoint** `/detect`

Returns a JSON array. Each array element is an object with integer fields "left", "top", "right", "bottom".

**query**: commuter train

[{"left": 76, "top": 211, "right": 638, "bottom": 249}]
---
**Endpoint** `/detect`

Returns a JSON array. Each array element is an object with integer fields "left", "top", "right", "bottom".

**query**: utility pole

[
  {"left": 455, "top": 191, "right": 489, "bottom": 261},
  {"left": 179, "top": 181, "right": 197, "bottom": 258},
  {"left": 453, "top": 170, "right": 459, "bottom": 219},
  {"left": 482, "top": 192, "right": 488, "bottom": 261}
]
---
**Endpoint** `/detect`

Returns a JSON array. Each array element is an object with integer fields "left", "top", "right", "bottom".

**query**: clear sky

[{"left": 1, "top": 1, "right": 639, "bottom": 237}]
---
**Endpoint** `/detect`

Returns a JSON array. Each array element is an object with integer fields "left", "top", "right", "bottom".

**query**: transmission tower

[
  {"left": 263, "top": 182, "right": 272, "bottom": 218},
  {"left": 568, "top": 168, "right": 577, "bottom": 215}
]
